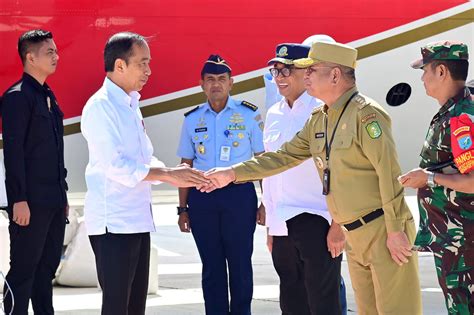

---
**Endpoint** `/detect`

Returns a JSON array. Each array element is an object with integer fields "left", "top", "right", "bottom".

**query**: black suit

[{"left": 1, "top": 73, "right": 67, "bottom": 315}]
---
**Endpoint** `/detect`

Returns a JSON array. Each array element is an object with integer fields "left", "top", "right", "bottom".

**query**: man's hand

[
  {"left": 164, "top": 165, "right": 210, "bottom": 188},
  {"left": 201, "top": 167, "right": 236, "bottom": 192},
  {"left": 257, "top": 203, "right": 266, "bottom": 226},
  {"left": 386, "top": 231, "right": 413, "bottom": 266},
  {"left": 178, "top": 212, "right": 191, "bottom": 232},
  {"left": 13, "top": 201, "right": 30, "bottom": 226},
  {"left": 398, "top": 168, "right": 429, "bottom": 189},
  {"left": 327, "top": 220, "right": 345, "bottom": 258}
]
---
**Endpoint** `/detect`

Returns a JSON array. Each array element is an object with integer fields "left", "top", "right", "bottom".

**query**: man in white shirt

[
  {"left": 263, "top": 42, "right": 346, "bottom": 315},
  {"left": 81, "top": 32, "right": 208, "bottom": 315}
]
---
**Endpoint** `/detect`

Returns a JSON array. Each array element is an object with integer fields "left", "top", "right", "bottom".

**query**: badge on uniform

[
  {"left": 237, "top": 133, "right": 244, "bottom": 139},
  {"left": 198, "top": 143, "right": 206, "bottom": 154},
  {"left": 220, "top": 146, "right": 231, "bottom": 161},
  {"left": 195, "top": 127, "right": 207, "bottom": 133},
  {"left": 232, "top": 141, "right": 239, "bottom": 147},
  {"left": 365, "top": 121, "right": 382, "bottom": 139},
  {"left": 450, "top": 114, "right": 474, "bottom": 174}
]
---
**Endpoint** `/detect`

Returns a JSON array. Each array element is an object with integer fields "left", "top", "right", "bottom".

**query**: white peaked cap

[{"left": 302, "top": 34, "right": 336, "bottom": 46}]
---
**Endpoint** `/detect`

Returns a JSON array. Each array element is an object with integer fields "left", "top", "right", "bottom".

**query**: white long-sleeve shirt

[
  {"left": 81, "top": 78, "right": 163, "bottom": 235},
  {"left": 262, "top": 92, "right": 331, "bottom": 236}
]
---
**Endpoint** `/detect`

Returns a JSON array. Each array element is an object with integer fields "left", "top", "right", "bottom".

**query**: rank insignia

[
  {"left": 237, "top": 133, "right": 244, "bottom": 139},
  {"left": 366, "top": 121, "right": 382, "bottom": 139},
  {"left": 233, "top": 141, "right": 239, "bottom": 147},
  {"left": 198, "top": 144, "right": 206, "bottom": 154}
]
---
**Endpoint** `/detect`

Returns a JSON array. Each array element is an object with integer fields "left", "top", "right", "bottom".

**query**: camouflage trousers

[{"left": 433, "top": 247, "right": 474, "bottom": 315}]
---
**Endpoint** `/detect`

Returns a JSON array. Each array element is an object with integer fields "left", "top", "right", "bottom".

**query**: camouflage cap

[{"left": 411, "top": 41, "right": 469, "bottom": 69}]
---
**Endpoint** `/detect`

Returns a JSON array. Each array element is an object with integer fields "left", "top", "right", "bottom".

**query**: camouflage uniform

[{"left": 412, "top": 42, "right": 474, "bottom": 315}]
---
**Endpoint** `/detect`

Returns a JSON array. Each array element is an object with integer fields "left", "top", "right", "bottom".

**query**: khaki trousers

[{"left": 344, "top": 215, "right": 422, "bottom": 315}]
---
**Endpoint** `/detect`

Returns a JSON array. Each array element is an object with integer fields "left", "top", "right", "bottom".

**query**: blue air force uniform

[{"left": 177, "top": 55, "right": 264, "bottom": 315}]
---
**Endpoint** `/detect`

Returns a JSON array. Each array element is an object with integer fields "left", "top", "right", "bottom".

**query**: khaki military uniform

[{"left": 233, "top": 87, "right": 422, "bottom": 314}]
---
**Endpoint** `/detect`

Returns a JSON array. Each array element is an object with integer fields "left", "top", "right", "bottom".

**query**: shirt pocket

[
  {"left": 192, "top": 133, "right": 212, "bottom": 157},
  {"left": 332, "top": 134, "right": 353, "bottom": 150},
  {"left": 263, "top": 130, "right": 281, "bottom": 151}
]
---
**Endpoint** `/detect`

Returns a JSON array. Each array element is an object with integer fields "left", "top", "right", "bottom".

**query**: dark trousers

[
  {"left": 272, "top": 213, "right": 342, "bottom": 315},
  {"left": 89, "top": 232, "right": 150, "bottom": 315},
  {"left": 188, "top": 183, "right": 257, "bottom": 315},
  {"left": 3, "top": 206, "right": 65, "bottom": 315}
]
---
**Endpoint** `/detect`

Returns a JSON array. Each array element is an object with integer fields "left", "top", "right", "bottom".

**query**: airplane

[{"left": 0, "top": 0, "right": 473, "bottom": 193}]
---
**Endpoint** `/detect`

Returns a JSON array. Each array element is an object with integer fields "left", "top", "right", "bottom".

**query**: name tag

[
  {"left": 195, "top": 127, "right": 208, "bottom": 133},
  {"left": 220, "top": 146, "right": 231, "bottom": 161},
  {"left": 315, "top": 132, "right": 325, "bottom": 139}
]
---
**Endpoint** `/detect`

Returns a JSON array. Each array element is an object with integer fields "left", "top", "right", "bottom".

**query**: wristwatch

[
  {"left": 426, "top": 171, "right": 436, "bottom": 188},
  {"left": 177, "top": 206, "right": 189, "bottom": 215}
]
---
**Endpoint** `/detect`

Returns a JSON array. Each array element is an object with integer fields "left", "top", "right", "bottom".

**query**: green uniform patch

[{"left": 365, "top": 121, "right": 382, "bottom": 139}]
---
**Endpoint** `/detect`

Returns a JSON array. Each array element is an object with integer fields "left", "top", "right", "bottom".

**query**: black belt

[{"left": 342, "top": 208, "right": 384, "bottom": 231}]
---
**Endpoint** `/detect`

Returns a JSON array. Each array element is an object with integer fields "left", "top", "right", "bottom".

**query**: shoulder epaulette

[
  {"left": 240, "top": 100, "right": 258, "bottom": 112},
  {"left": 311, "top": 106, "right": 323, "bottom": 115},
  {"left": 353, "top": 94, "right": 369, "bottom": 110},
  {"left": 184, "top": 106, "right": 199, "bottom": 117}
]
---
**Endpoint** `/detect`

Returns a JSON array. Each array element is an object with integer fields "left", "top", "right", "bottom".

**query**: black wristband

[{"left": 177, "top": 206, "right": 188, "bottom": 215}]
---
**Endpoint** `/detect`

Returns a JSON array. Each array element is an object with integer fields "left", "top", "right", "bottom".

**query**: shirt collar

[
  {"left": 282, "top": 91, "right": 313, "bottom": 111},
  {"left": 203, "top": 95, "right": 234, "bottom": 113},
  {"left": 22, "top": 72, "right": 50, "bottom": 95},
  {"left": 104, "top": 77, "right": 141, "bottom": 109},
  {"left": 325, "top": 86, "right": 358, "bottom": 113},
  {"left": 438, "top": 87, "right": 471, "bottom": 116}
]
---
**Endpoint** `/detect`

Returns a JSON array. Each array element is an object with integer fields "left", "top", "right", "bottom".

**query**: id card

[
  {"left": 220, "top": 146, "right": 231, "bottom": 161},
  {"left": 322, "top": 168, "right": 330, "bottom": 195}
]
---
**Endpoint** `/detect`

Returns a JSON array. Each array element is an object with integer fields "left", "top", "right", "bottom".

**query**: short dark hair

[
  {"left": 104, "top": 32, "right": 147, "bottom": 72},
  {"left": 18, "top": 29, "right": 53, "bottom": 65},
  {"left": 430, "top": 59, "right": 469, "bottom": 81}
]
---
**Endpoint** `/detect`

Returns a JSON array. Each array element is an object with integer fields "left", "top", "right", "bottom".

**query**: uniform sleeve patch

[
  {"left": 365, "top": 121, "right": 382, "bottom": 139},
  {"left": 361, "top": 113, "right": 376, "bottom": 123}
]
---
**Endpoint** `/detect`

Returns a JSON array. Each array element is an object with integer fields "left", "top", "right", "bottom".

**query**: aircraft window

[{"left": 386, "top": 83, "right": 411, "bottom": 107}]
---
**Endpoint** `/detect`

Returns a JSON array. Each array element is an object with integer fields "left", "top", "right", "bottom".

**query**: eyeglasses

[
  {"left": 269, "top": 67, "right": 294, "bottom": 78},
  {"left": 305, "top": 66, "right": 334, "bottom": 76}
]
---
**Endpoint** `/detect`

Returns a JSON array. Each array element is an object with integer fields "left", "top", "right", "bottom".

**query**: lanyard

[{"left": 324, "top": 92, "right": 358, "bottom": 165}]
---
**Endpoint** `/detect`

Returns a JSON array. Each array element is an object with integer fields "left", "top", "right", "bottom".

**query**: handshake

[{"left": 148, "top": 164, "right": 237, "bottom": 192}]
